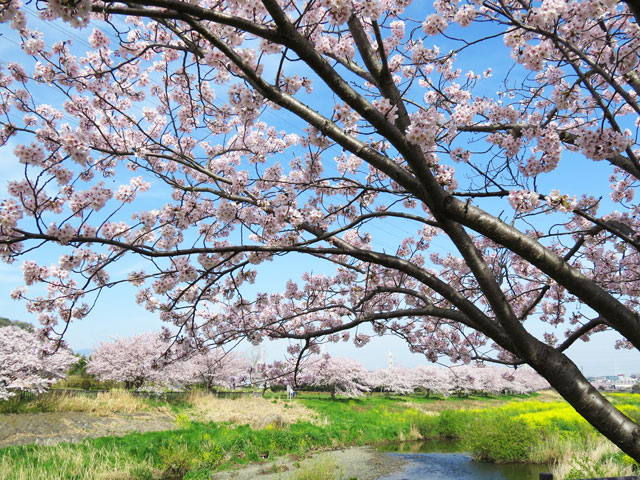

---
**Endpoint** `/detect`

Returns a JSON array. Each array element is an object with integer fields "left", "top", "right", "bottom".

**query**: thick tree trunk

[
  {"left": 623, "top": 0, "right": 640, "bottom": 25},
  {"left": 530, "top": 344, "right": 640, "bottom": 460}
]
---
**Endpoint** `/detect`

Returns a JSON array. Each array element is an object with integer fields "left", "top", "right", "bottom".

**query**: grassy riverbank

[{"left": 0, "top": 390, "right": 638, "bottom": 480}]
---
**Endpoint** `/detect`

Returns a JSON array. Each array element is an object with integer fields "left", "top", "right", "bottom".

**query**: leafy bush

[
  {"left": 158, "top": 442, "right": 195, "bottom": 479},
  {"left": 413, "top": 408, "right": 474, "bottom": 439},
  {"left": 466, "top": 413, "right": 536, "bottom": 463},
  {"left": 437, "top": 409, "right": 473, "bottom": 438},
  {"left": 58, "top": 375, "right": 100, "bottom": 390}
]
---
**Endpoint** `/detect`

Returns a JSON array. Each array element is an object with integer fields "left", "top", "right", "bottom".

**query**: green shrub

[
  {"left": 466, "top": 413, "right": 536, "bottom": 463},
  {"left": 436, "top": 409, "right": 472, "bottom": 438},
  {"left": 159, "top": 442, "right": 196, "bottom": 479},
  {"left": 413, "top": 413, "right": 439, "bottom": 439}
]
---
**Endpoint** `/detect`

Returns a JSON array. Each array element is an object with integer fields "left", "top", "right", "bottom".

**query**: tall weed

[{"left": 552, "top": 438, "right": 637, "bottom": 480}]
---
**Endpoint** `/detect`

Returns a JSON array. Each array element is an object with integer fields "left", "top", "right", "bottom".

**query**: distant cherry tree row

[
  {"left": 261, "top": 355, "right": 549, "bottom": 398},
  {"left": 86, "top": 332, "right": 549, "bottom": 397},
  {"left": 0, "top": 328, "right": 550, "bottom": 400}
]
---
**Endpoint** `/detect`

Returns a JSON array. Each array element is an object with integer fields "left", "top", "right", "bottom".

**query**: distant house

[
  {"left": 613, "top": 374, "right": 635, "bottom": 390},
  {"left": 586, "top": 374, "right": 640, "bottom": 391}
]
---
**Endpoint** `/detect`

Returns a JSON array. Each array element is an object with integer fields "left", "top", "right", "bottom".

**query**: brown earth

[
  {"left": 0, "top": 411, "right": 177, "bottom": 447},
  {"left": 210, "top": 446, "right": 407, "bottom": 480}
]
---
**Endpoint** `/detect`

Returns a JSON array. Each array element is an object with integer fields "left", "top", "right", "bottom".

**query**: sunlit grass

[
  {"left": 185, "top": 390, "right": 318, "bottom": 427},
  {"left": 285, "top": 458, "right": 341, "bottom": 480},
  {"left": 0, "top": 442, "right": 157, "bottom": 480},
  {"left": 551, "top": 437, "right": 637, "bottom": 480},
  {"left": 0, "top": 390, "right": 158, "bottom": 415},
  {"left": 51, "top": 390, "right": 153, "bottom": 415}
]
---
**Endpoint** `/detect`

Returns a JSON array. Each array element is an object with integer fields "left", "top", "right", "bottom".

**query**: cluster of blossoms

[
  {"left": 433, "top": 162, "right": 458, "bottom": 189},
  {"left": 334, "top": 152, "right": 363, "bottom": 175},
  {"left": 0, "top": 198, "right": 23, "bottom": 229},
  {"left": 69, "top": 183, "right": 113, "bottom": 213},
  {"left": 46, "top": 223, "right": 77, "bottom": 244},
  {"left": 88, "top": 28, "right": 110, "bottom": 50},
  {"left": 355, "top": 0, "right": 383, "bottom": 21},
  {"left": 575, "top": 127, "right": 632, "bottom": 161},
  {"left": 40, "top": 0, "right": 91, "bottom": 28},
  {"left": 14, "top": 143, "right": 45, "bottom": 167},
  {"left": 422, "top": 14, "right": 448, "bottom": 36},
  {"left": 60, "top": 132, "right": 90, "bottom": 166},
  {"left": 405, "top": 108, "right": 442, "bottom": 149},
  {"left": 372, "top": 98, "right": 398, "bottom": 124},
  {"left": 509, "top": 189, "right": 541, "bottom": 213},
  {"left": 546, "top": 190, "right": 578, "bottom": 213},
  {"left": 487, "top": 133, "right": 522, "bottom": 159},
  {"left": 279, "top": 75, "right": 313, "bottom": 95},
  {"left": 0, "top": 0, "right": 25, "bottom": 29},
  {"left": 454, "top": 4, "right": 477, "bottom": 26},
  {"left": 318, "top": 0, "right": 352, "bottom": 25},
  {"left": 609, "top": 170, "right": 635, "bottom": 203},
  {"left": 516, "top": 40, "right": 554, "bottom": 71},
  {"left": 333, "top": 103, "right": 361, "bottom": 132}
]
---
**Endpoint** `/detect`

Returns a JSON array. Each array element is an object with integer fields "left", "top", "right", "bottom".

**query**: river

[{"left": 377, "top": 440, "right": 551, "bottom": 480}]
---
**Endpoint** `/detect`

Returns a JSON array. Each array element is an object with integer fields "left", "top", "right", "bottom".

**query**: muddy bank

[
  {"left": 210, "top": 446, "right": 407, "bottom": 480},
  {"left": 0, "top": 411, "right": 177, "bottom": 447}
]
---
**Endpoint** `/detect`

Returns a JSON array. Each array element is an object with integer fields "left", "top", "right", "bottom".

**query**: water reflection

[{"left": 378, "top": 441, "right": 550, "bottom": 480}]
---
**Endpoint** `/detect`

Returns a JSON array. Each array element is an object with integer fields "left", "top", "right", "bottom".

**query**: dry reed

[
  {"left": 185, "top": 391, "right": 317, "bottom": 426},
  {"left": 50, "top": 390, "right": 152, "bottom": 415},
  {"left": 0, "top": 443, "right": 155, "bottom": 480},
  {"left": 550, "top": 437, "right": 635, "bottom": 480}
]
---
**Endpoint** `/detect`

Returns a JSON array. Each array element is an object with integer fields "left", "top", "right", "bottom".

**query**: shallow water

[{"left": 378, "top": 440, "right": 550, "bottom": 480}]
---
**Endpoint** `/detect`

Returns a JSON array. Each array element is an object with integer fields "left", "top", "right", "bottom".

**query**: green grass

[
  {"left": 0, "top": 416, "right": 343, "bottom": 480},
  {"left": 298, "top": 395, "right": 424, "bottom": 445},
  {"left": 2, "top": 391, "right": 640, "bottom": 479}
]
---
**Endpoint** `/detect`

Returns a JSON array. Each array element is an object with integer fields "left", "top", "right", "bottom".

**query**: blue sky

[{"left": 0, "top": 2, "right": 638, "bottom": 378}]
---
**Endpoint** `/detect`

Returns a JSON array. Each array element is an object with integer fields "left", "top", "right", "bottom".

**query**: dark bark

[
  {"left": 623, "top": 0, "right": 640, "bottom": 25},
  {"left": 529, "top": 343, "right": 640, "bottom": 460}
]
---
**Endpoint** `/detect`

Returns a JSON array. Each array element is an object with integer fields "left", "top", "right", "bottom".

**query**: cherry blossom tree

[
  {"left": 87, "top": 332, "right": 181, "bottom": 389},
  {"left": 505, "top": 368, "right": 551, "bottom": 395},
  {"left": 254, "top": 355, "right": 322, "bottom": 394},
  {"left": 0, "top": 326, "right": 76, "bottom": 400},
  {"left": 1, "top": 0, "right": 640, "bottom": 459},
  {"left": 466, "top": 365, "right": 515, "bottom": 395},
  {"left": 185, "top": 349, "right": 249, "bottom": 390},
  {"left": 413, "top": 365, "right": 454, "bottom": 397},
  {"left": 310, "top": 356, "right": 370, "bottom": 398}
]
